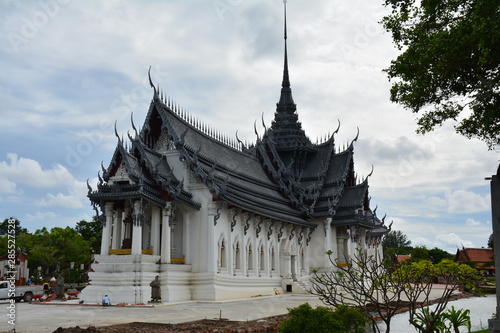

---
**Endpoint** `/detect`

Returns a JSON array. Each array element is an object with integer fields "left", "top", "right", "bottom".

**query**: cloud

[
  {"left": 466, "top": 218, "right": 481, "bottom": 226},
  {"left": 26, "top": 211, "right": 58, "bottom": 221},
  {"left": 0, "top": 176, "right": 18, "bottom": 194},
  {"left": 0, "top": 153, "right": 88, "bottom": 214},
  {"left": 445, "top": 189, "right": 490, "bottom": 213},
  {"left": 425, "top": 195, "right": 448, "bottom": 210},
  {"left": 0, "top": 153, "right": 74, "bottom": 188},
  {"left": 436, "top": 233, "right": 473, "bottom": 249},
  {"left": 37, "top": 192, "right": 84, "bottom": 209},
  {"left": 36, "top": 179, "right": 88, "bottom": 209}
]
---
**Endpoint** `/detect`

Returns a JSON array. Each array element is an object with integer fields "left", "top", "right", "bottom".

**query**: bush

[
  {"left": 333, "top": 305, "right": 370, "bottom": 333},
  {"left": 278, "top": 303, "right": 368, "bottom": 333}
]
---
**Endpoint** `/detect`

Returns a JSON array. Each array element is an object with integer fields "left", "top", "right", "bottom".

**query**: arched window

[
  {"left": 259, "top": 244, "right": 265, "bottom": 271},
  {"left": 270, "top": 245, "right": 276, "bottom": 271},
  {"left": 247, "top": 243, "right": 253, "bottom": 271},
  {"left": 219, "top": 239, "right": 226, "bottom": 269},
  {"left": 234, "top": 241, "right": 241, "bottom": 270},
  {"left": 300, "top": 246, "right": 305, "bottom": 273}
]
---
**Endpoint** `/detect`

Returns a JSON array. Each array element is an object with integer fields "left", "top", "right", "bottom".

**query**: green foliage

[
  {"left": 279, "top": 303, "right": 343, "bottom": 333},
  {"left": 75, "top": 217, "right": 102, "bottom": 253},
  {"left": 411, "top": 306, "right": 472, "bottom": 333},
  {"left": 382, "top": 0, "right": 500, "bottom": 149},
  {"left": 396, "top": 259, "right": 483, "bottom": 332},
  {"left": 0, "top": 218, "right": 28, "bottom": 236},
  {"left": 413, "top": 307, "right": 447, "bottom": 333},
  {"left": 428, "top": 247, "right": 453, "bottom": 264},
  {"left": 62, "top": 267, "right": 87, "bottom": 284},
  {"left": 383, "top": 230, "right": 412, "bottom": 251},
  {"left": 5, "top": 223, "right": 94, "bottom": 275},
  {"left": 443, "top": 306, "right": 471, "bottom": 333},
  {"left": 333, "top": 305, "right": 370, "bottom": 333},
  {"left": 311, "top": 249, "right": 484, "bottom": 333},
  {"left": 311, "top": 249, "right": 406, "bottom": 333},
  {"left": 278, "top": 303, "right": 368, "bottom": 333},
  {"left": 411, "top": 246, "right": 430, "bottom": 261}
]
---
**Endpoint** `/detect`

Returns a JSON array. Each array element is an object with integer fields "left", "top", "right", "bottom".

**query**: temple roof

[{"left": 87, "top": 3, "right": 389, "bottom": 234}]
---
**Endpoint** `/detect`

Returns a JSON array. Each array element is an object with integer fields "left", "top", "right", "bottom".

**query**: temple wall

[{"left": 85, "top": 155, "right": 385, "bottom": 303}]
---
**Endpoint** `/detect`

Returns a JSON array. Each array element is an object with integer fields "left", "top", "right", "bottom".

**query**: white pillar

[
  {"left": 184, "top": 212, "right": 190, "bottom": 265},
  {"left": 131, "top": 200, "right": 143, "bottom": 255},
  {"left": 207, "top": 203, "right": 217, "bottom": 274},
  {"left": 227, "top": 215, "right": 233, "bottom": 276},
  {"left": 143, "top": 220, "right": 151, "bottom": 250},
  {"left": 112, "top": 208, "right": 123, "bottom": 250},
  {"left": 160, "top": 204, "right": 171, "bottom": 263},
  {"left": 151, "top": 206, "right": 161, "bottom": 255},
  {"left": 323, "top": 218, "right": 332, "bottom": 268},
  {"left": 101, "top": 202, "right": 113, "bottom": 255}
]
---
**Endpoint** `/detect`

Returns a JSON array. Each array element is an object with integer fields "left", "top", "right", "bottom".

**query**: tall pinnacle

[
  {"left": 270, "top": 0, "right": 311, "bottom": 152},
  {"left": 277, "top": 0, "right": 294, "bottom": 111}
]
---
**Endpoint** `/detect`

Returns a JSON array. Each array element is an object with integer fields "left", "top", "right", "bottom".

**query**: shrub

[{"left": 278, "top": 303, "right": 368, "bottom": 333}]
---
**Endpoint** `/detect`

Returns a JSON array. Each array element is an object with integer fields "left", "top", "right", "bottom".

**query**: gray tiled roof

[{"left": 88, "top": 26, "right": 388, "bottom": 235}]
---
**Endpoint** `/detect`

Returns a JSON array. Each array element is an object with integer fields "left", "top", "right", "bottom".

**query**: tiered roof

[{"left": 88, "top": 3, "right": 388, "bottom": 235}]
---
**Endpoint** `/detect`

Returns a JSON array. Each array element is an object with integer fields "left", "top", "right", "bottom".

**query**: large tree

[
  {"left": 15, "top": 226, "right": 92, "bottom": 274},
  {"left": 382, "top": 0, "right": 500, "bottom": 149},
  {"left": 75, "top": 217, "right": 102, "bottom": 254},
  {"left": 0, "top": 217, "right": 27, "bottom": 236},
  {"left": 383, "top": 230, "right": 411, "bottom": 250}
]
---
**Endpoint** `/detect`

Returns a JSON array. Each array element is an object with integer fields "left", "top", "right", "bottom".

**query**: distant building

[
  {"left": 0, "top": 251, "right": 29, "bottom": 285},
  {"left": 80, "top": 4, "right": 389, "bottom": 304},
  {"left": 396, "top": 254, "right": 411, "bottom": 263},
  {"left": 455, "top": 247, "right": 495, "bottom": 276}
]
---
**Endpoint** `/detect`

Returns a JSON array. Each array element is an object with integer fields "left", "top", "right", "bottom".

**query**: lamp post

[{"left": 488, "top": 164, "right": 500, "bottom": 333}]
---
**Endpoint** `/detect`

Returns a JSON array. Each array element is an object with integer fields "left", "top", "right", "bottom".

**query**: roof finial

[{"left": 282, "top": 0, "right": 290, "bottom": 91}]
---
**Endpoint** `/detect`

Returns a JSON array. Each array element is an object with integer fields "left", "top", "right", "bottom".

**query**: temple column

[
  {"left": 160, "top": 203, "right": 171, "bottom": 263},
  {"left": 151, "top": 206, "right": 161, "bottom": 256},
  {"left": 111, "top": 208, "right": 123, "bottom": 250},
  {"left": 207, "top": 203, "right": 217, "bottom": 274},
  {"left": 131, "top": 200, "right": 143, "bottom": 255},
  {"left": 330, "top": 226, "right": 338, "bottom": 266},
  {"left": 323, "top": 218, "right": 332, "bottom": 268},
  {"left": 143, "top": 219, "right": 151, "bottom": 250},
  {"left": 100, "top": 202, "right": 113, "bottom": 255},
  {"left": 227, "top": 216, "right": 233, "bottom": 276},
  {"left": 184, "top": 212, "right": 191, "bottom": 264}
]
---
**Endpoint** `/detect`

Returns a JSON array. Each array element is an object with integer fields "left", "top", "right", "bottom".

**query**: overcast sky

[{"left": 1, "top": 0, "right": 498, "bottom": 254}]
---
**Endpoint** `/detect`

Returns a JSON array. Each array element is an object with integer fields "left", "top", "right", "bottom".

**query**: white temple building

[{"left": 80, "top": 4, "right": 389, "bottom": 305}]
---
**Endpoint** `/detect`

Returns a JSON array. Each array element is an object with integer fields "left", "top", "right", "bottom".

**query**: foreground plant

[
  {"left": 398, "top": 259, "right": 482, "bottom": 333},
  {"left": 443, "top": 306, "right": 471, "bottom": 333},
  {"left": 310, "top": 250, "right": 484, "bottom": 333},
  {"left": 278, "top": 303, "right": 368, "bottom": 333}
]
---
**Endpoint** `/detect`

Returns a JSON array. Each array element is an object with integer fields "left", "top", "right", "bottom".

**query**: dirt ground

[
  {"left": 51, "top": 292, "right": 477, "bottom": 333},
  {"left": 52, "top": 315, "right": 287, "bottom": 333}
]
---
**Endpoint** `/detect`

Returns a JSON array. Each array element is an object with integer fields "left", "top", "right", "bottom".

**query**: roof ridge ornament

[
  {"left": 148, "top": 66, "right": 159, "bottom": 101},
  {"left": 131, "top": 112, "right": 139, "bottom": 138},
  {"left": 114, "top": 120, "right": 121, "bottom": 143}
]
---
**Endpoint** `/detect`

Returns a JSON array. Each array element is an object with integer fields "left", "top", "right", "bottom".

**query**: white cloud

[
  {"left": 425, "top": 196, "right": 448, "bottom": 209},
  {"left": 26, "top": 211, "right": 58, "bottom": 221},
  {"left": 445, "top": 189, "right": 490, "bottom": 213},
  {"left": 436, "top": 233, "right": 473, "bottom": 249},
  {"left": 36, "top": 179, "right": 88, "bottom": 209},
  {"left": 37, "top": 192, "right": 84, "bottom": 209},
  {"left": 0, "top": 153, "right": 75, "bottom": 188},
  {"left": 0, "top": 176, "right": 18, "bottom": 194},
  {"left": 466, "top": 218, "right": 481, "bottom": 226}
]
